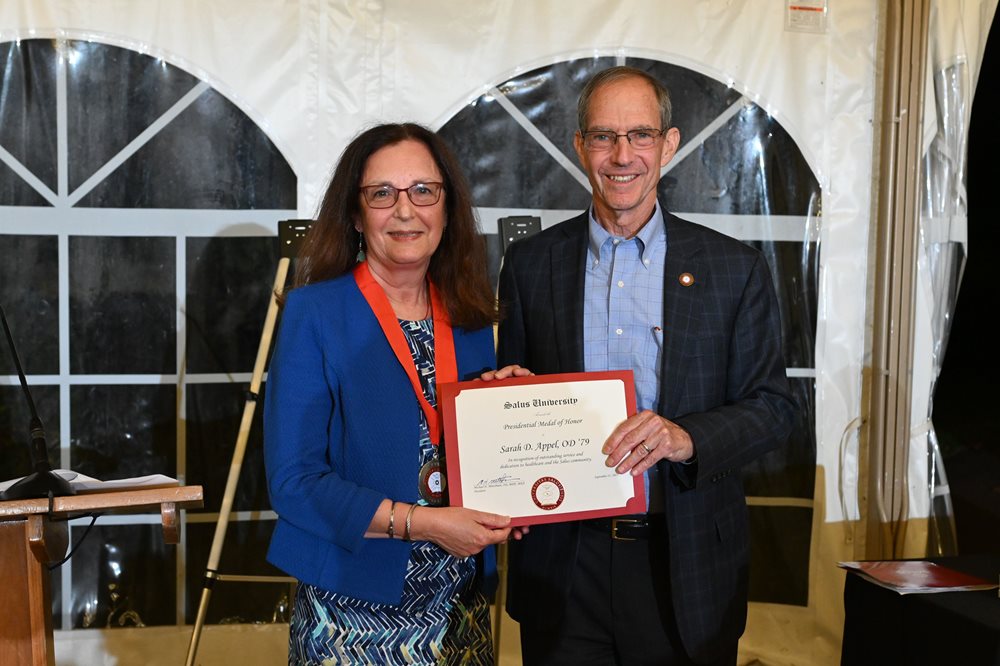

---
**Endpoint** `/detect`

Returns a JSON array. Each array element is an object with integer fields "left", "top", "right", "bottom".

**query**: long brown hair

[{"left": 292, "top": 123, "right": 496, "bottom": 329}]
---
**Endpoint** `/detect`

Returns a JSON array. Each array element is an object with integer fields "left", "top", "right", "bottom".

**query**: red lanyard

[{"left": 353, "top": 261, "right": 457, "bottom": 445}]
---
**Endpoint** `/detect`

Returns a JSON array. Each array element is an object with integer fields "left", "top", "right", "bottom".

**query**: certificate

[{"left": 439, "top": 371, "right": 645, "bottom": 526}]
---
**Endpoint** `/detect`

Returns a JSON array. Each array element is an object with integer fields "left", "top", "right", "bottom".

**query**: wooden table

[{"left": 0, "top": 486, "right": 203, "bottom": 666}]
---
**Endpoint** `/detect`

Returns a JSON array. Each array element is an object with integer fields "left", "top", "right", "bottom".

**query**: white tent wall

[{"left": 0, "top": 1, "right": 993, "bottom": 664}]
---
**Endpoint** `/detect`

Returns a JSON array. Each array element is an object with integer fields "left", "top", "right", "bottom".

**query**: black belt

[{"left": 581, "top": 515, "right": 661, "bottom": 541}]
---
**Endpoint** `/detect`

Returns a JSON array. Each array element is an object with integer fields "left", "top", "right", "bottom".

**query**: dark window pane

[
  {"left": 0, "top": 234, "right": 59, "bottom": 374},
  {"left": 69, "top": 384, "right": 176, "bottom": 480},
  {"left": 0, "top": 159, "right": 53, "bottom": 206},
  {"left": 0, "top": 40, "right": 58, "bottom": 194},
  {"left": 747, "top": 240, "right": 819, "bottom": 370},
  {"left": 64, "top": 40, "right": 201, "bottom": 194},
  {"left": 748, "top": 505, "right": 812, "bottom": 606},
  {"left": 437, "top": 94, "right": 592, "bottom": 210},
  {"left": 662, "top": 103, "right": 821, "bottom": 216},
  {"left": 69, "top": 524, "right": 176, "bottom": 628},
  {"left": 69, "top": 236, "right": 176, "bottom": 374},
  {"left": 631, "top": 58, "right": 745, "bottom": 157},
  {"left": 76, "top": 87, "right": 296, "bottom": 209},
  {"left": 186, "top": 382, "right": 268, "bottom": 513},
  {"left": 438, "top": 56, "right": 821, "bottom": 218},
  {"left": 500, "top": 57, "right": 617, "bottom": 169},
  {"left": 186, "top": 236, "right": 279, "bottom": 374},
  {"left": 185, "top": 520, "right": 289, "bottom": 625},
  {"left": 0, "top": 384, "right": 60, "bottom": 481}
]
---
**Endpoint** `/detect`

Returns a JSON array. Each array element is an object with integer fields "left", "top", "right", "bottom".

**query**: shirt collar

[{"left": 587, "top": 203, "right": 665, "bottom": 265}]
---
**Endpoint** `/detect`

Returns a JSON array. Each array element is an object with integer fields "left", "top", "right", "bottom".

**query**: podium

[{"left": 0, "top": 486, "right": 203, "bottom": 666}]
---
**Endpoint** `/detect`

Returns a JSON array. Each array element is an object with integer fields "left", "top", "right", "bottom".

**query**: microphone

[{"left": 0, "top": 303, "right": 75, "bottom": 501}]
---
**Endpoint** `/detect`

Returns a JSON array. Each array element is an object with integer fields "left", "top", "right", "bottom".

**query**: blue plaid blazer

[{"left": 497, "top": 210, "right": 795, "bottom": 663}]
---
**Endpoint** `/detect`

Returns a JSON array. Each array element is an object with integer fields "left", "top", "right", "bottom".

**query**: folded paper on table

[
  {"left": 838, "top": 560, "right": 999, "bottom": 594},
  {"left": 0, "top": 469, "right": 179, "bottom": 496},
  {"left": 439, "top": 370, "right": 645, "bottom": 526}
]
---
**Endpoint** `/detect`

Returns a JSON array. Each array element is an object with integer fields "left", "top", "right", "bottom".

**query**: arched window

[
  {"left": 438, "top": 55, "right": 819, "bottom": 606},
  {"left": 0, "top": 38, "right": 296, "bottom": 628}
]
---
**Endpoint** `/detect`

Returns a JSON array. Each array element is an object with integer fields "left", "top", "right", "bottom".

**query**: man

[{"left": 497, "top": 66, "right": 796, "bottom": 665}]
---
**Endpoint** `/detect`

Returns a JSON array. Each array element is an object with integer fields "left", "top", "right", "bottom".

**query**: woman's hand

[
  {"left": 410, "top": 506, "right": 511, "bottom": 558},
  {"left": 436, "top": 364, "right": 530, "bottom": 551},
  {"left": 479, "top": 364, "right": 533, "bottom": 381}
]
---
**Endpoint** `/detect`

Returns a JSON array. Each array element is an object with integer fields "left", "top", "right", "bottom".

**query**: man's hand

[{"left": 602, "top": 410, "right": 694, "bottom": 475}]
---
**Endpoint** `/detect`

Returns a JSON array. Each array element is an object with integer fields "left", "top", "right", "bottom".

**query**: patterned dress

[{"left": 288, "top": 318, "right": 494, "bottom": 665}]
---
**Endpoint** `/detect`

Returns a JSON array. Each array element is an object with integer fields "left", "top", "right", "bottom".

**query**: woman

[{"left": 264, "top": 123, "right": 516, "bottom": 664}]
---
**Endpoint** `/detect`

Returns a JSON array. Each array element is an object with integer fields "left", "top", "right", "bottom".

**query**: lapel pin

[{"left": 679, "top": 272, "right": 695, "bottom": 286}]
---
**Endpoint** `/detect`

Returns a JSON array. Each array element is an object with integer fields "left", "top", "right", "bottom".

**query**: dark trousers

[{"left": 519, "top": 517, "right": 737, "bottom": 666}]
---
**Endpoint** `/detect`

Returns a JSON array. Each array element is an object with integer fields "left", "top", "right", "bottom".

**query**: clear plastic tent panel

[
  {"left": 0, "top": 38, "right": 296, "bottom": 628},
  {"left": 921, "top": 59, "right": 972, "bottom": 556}
]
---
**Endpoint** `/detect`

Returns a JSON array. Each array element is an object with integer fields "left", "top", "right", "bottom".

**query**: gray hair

[{"left": 577, "top": 66, "right": 673, "bottom": 131}]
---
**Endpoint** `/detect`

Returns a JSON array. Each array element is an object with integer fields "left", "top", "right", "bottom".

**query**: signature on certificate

[{"left": 474, "top": 473, "right": 523, "bottom": 489}]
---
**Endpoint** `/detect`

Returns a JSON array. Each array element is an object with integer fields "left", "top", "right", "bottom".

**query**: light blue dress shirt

[{"left": 583, "top": 204, "right": 666, "bottom": 513}]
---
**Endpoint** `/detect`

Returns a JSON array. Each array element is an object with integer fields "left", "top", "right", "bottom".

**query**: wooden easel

[{"left": 184, "top": 220, "right": 309, "bottom": 666}]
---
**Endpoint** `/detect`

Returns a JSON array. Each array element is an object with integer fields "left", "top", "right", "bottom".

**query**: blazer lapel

[
  {"left": 659, "top": 214, "right": 703, "bottom": 416},
  {"left": 549, "top": 214, "right": 589, "bottom": 372}
]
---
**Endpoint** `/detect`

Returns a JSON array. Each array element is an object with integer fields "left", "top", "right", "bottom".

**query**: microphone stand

[{"left": 0, "top": 304, "right": 75, "bottom": 502}]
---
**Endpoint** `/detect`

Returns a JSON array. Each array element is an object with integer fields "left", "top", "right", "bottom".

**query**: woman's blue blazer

[{"left": 264, "top": 273, "right": 496, "bottom": 604}]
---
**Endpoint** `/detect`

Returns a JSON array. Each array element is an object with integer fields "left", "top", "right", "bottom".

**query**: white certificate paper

[{"left": 440, "top": 371, "right": 645, "bottom": 526}]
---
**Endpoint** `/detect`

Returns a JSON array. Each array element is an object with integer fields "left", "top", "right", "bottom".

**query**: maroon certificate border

[{"left": 439, "top": 370, "right": 645, "bottom": 527}]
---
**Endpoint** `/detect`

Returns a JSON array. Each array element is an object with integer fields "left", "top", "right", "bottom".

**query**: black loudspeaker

[
  {"left": 497, "top": 216, "right": 541, "bottom": 254},
  {"left": 278, "top": 219, "right": 313, "bottom": 259}
]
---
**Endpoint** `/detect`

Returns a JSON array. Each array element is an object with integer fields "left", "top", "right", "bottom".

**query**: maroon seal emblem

[{"left": 531, "top": 476, "right": 565, "bottom": 510}]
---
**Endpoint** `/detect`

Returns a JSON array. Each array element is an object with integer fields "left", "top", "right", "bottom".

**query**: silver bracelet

[{"left": 404, "top": 504, "right": 418, "bottom": 542}]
